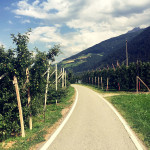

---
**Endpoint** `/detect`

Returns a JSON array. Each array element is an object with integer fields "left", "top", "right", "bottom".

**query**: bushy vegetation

[
  {"left": 82, "top": 62, "right": 150, "bottom": 91},
  {"left": 0, "top": 86, "right": 74, "bottom": 150},
  {"left": 0, "top": 31, "right": 68, "bottom": 141}
]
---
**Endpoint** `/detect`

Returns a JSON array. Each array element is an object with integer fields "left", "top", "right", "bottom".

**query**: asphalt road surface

[{"left": 45, "top": 84, "right": 142, "bottom": 150}]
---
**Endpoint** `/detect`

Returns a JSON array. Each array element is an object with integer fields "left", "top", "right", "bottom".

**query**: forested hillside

[
  {"left": 98, "top": 26, "right": 150, "bottom": 68},
  {"left": 65, "top": 27, "right": 143, "bottom": 60},
  {"left": 58, "top": 26, "right": 150, "bottom": 73}
]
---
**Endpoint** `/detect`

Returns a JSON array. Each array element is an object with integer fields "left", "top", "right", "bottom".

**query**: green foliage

[
  {"left": 67, "top": 71, "right": 76, "bottom": 83},
  {"left": 0, "top": 31, "right": 64, "bottom": 141},
  {"left": 46, "top": 44, "right": 61, "bottom": 62},
  {"left": 0, "top": 86, "right": 74, "bottom": 150},
  {"left": 48, "top": 87, "right": 67, "bottom": 104},
  {"left": 0, "top": 32, "right": 33, "bottom": 140}
]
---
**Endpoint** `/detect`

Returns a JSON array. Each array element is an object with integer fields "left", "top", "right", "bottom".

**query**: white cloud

[
  {"left": 13, "top": 0, "right": 71, "bottom": 20},
  {"left": 32, "top": 0, "right": 40, "bottom": 6},
  {"left": 21, "top": 19, "right": 30, "bottom": 24},
  {"left": 29, "top": 24, "right": 119, "bottom": 60},
  {"left": 8, "top": 20, "right": 13, "bottom": 24},
  {"left": 29, "top": 26, "right": 68, "bottom": 45},
  {"left": 13, "top": 0, "right": 150, "bottom": 60},
  {"left": 15, "top": 15, "right": 22, "bottom": 18},
  {"left": 0, "top": 41, "right": 3, "bottom": 46},
  {"left": 13, "top": 0, "right": 49, "bottom": 19},
  {"left": 13, "top": 0, "right": 150, "bottom": 28},
  {"left": 0, "top": 41, "right": 6, "bottom": 48},
  {"left": 127, "top": 8, "right": 150, "bottom": 27}
]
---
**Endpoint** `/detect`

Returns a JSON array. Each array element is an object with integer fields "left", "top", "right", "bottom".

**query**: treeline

[
  {"left": 0, "top": 31, "right": 69, "bottom": 141},
  {"left": 81, "top": 62, "right": 150, "bottom": 91}
]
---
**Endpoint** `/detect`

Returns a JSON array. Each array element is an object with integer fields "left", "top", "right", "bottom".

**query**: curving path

[{"left": 41, "top": 84, "right": 144, "bottom": 150}]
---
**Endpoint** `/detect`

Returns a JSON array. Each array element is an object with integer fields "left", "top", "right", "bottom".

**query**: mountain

[
  {"left": 58, "top": 26, "right": 150, "bottom": 73},
  {"left": 99, "top": 26, "right": 150, "bottom": 67},
  {"left": 127, "top": 27, "right": 141, "bottom": 33}
]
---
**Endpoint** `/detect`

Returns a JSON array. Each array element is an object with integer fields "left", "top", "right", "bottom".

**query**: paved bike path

[{"left": 44, "top": 85, "right": 143, "bottom": 150}]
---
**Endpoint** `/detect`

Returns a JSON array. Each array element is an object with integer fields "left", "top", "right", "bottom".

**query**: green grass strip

[{"left": 107, "top": 93, "right": 150, "bottom": 149}]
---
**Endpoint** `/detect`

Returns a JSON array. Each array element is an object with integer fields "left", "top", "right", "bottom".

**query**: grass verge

[
  {"left": 81, "top": 84, "right": 150, "bottom": 149},
  {"left": 0, "top": 86, "right": 75, "bottom": 150},
  {"left": 107, "top": 93, "right": 150, "bottom": 149}
]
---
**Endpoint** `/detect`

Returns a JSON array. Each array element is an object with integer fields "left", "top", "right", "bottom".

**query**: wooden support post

[
  {"left": 136, "top": 76, "right": 138, "bottom": 93},
  {"left": 137, "top": 76, "right": 150, "bottom": 92},
  {"left": 63, "top": 68, "right": 65, "bottom": 87},
  {"left": 13, "top": 76, "right": 25, "bottom": 137},
  {"left": 55, "top": 64, "right": 57, "bottom": 91},
  {"left": 139, "top": 81, "right": 140, "bottom": 91},
  {"left": 55, "top": 64, "right": 58, "bottom": 104},
  {"left": 44, "top": 60, "right": 50, "bottom": 122},
  {"left": 26, "top": 68, "right": 32, "bottom": 130},
  {"left": 106, "top": 77, "right": 109, "bottom": 91},
  {"left": 118, "top": 83, "right": 120, "bottom": 91},
  {"left": 117, "top": 60, "right": 120, "bottom": 68},
  {"left": 89, "top": 77, "right": 90, "bottom": 84},
  {"left": 62, "top": 68, "right": 64, "bottom": 88},
  {"left": 65, "top": 71, "right": 66, "bottom": 88},
  {"left": 28, "top": 88, "right": 32, "bottom": 130},
  {"left": 98, "top": 77, "right": 100, "bottom": 88},
  {"left": 101, "top": 77, "right": 103, "bottom": 89},
  {"left": 61, "top": 67, "right": 63, "bottom": 85}
]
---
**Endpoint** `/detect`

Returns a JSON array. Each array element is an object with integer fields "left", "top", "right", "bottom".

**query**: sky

[{"left": 0, "top": 0, "right": 150, "bottom": 62}]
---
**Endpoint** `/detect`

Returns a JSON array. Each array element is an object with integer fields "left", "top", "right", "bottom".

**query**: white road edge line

[
  {"left": 97, "top": 94, "right": 144, "bottom": 150},
  {"left": 40, "top": 87, "right": 78, "bottom": 150}
]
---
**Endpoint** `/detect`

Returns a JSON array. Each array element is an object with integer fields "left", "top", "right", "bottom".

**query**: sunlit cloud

[
  {"left": 12, "top": 0, "right": 150, "bottom": 61},
  {"left": 0, "top": 41, "right": 3, "bottom": 46},
  {"left": 0, "top": 41, "right": 5, "bottom": 48}
]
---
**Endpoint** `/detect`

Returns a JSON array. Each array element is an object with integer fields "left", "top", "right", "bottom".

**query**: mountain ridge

[
  {"left": 58, "top": 26, "right": 149, "bottom": 73},
  {"left": 127, "top": 27, "right": 141, "bottom": 33}
]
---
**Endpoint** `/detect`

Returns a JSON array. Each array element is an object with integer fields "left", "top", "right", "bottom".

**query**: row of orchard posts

[
  {"left": 87, "top": 76, "right": 150, "bottom": 93},
  {"left": 87, "top": 75, "right": 149, "bottom": 92},
  {"left": 83, "top": 62, "right": 150, "bottom": 92},
  {"left": 41, "top": 63, "right": 67, "bottom": 123},
  {"left": 44, "top": 64, "right": 67, "bottom": 122},
  {"left": 1, "top": 63, "right": 67, "bottom": 138},
  {"left": 88, "top": 76, "right": 110, "bottom": 91}
]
